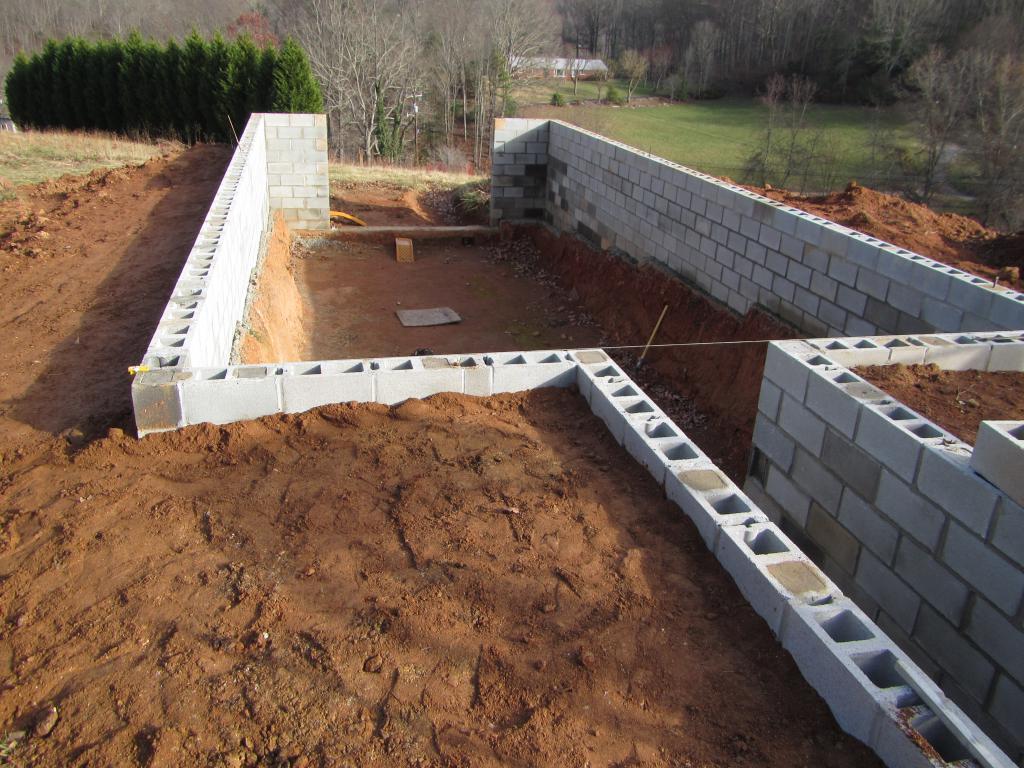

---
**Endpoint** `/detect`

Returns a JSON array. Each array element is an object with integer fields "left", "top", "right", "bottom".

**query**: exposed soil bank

[
  {"left": 238, "top": 212, "right": 310, "bottom": 364},
  {"left": 0, "top": 144, "right": 232, "bottom": 447},
  {"left": 520, "top": 224, "right": 796, "bottom": 480},
  {"left": 855, "top": 363, "right": 1024, "bottom": 444},
  {"left": 751, "top": 183, "right": 1024, "bottom": 292},
  {"left": 0, "top": 390, "right": 881, "bottom": 767}
]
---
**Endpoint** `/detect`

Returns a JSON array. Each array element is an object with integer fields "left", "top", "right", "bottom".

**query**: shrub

[
  {"left": 605, "top": 85, "right": 626, "bottom": 106},
  {"left": 550, "top": 92, "right": 566, "bottom": 107},
  {"left": 4, "top": 33, "right": 323, "bottom": 142}
]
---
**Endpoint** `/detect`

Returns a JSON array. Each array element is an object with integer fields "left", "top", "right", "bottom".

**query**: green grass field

[
  {"left": 0, "top": 130, "right": 173, "bottom": 200},
  {"left": 519, "top": 97, "right": 918, "bottom": 193},
  {"left": 514, "top": 77, "right": 656, "bottom": 106}
]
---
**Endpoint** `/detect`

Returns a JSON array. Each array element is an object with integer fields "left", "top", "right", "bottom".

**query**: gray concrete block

[
  {"left": 281, "top": 362, "right": 374, "bottom": 412},
  {"left": 855, "top": 404, "right": 925, "bottom": 484},
  {"left": 875, "top": 471, "right": 945, "bottom": 551},
  {"left": 779, "top": 394, "right": 828, "bottom": 456},
  {"left": 716, "top": 522, "right": 833, "bottom": 634},
  {"left": 805, "top": 372, "right": 863, "bottom": 439},
  {"left": 822, "top": 428, "right": 882, "bottom": 500},
  {"left": 991, "top": 496, "right": 1024, "bottom": 567},
  {"left": 182, "top": 369, "right": 282, "bottom": 426},
  {"left": 752, "top": 415, "right": 797, "bottom": 471},
  {"left": 971, "top": 421, "right": 1024, "bottom": 508},
  {"left": 839, "top": 489, "right": 898, "bottom": 565},
  {"left": 894, "top": 537, "right": 969, "bottom": 623},
  {"left": 792, "top": 448, "right": 843, "bottom": 514},
  {"left": 943, "top": 522, "right": 1024, "bottom": 616},
  {"left": 766, "top": 462, "right": 812, "bottom": 526},
  {"left": 989, "top": 675, "right": 1024, "bottom": 750},
  {"left": 918, "top": 446, "right": 998, "bottom": 536},
  {"left": 914, "top": 602, "right": 996, "bottom": 703},
  {"left": 806, "top": 502, "right": 860, "bottom": 574},
  {"left": 855, "top": 549, "right": 920, "bottom": 632},
  {"left": 966, "top": 598, "right": 1024, "bottom": 685}
]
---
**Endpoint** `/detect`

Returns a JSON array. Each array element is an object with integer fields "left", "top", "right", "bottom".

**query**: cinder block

[
  {"left": 666, "top": 466, "right": 767, "bottom": 550},
  {"left": 765, "top": 462, "right": 813, "bottom": 526},
  {"left": 805, "top": 370, "right": 863, "bottom": 438},
  {"left": 970, "top": 421, "right": 1024, "bottom": 508},
  {"left": 894, "top": 537, "right": 969, "bottom": 623},
  {"left": 622, "top": 414, "right": 689, "bottom": 486},
  {"left": 839, "top": 489, "right": 898, "bottom": 564},
  {"left": 991, "top": 496, "right": 1024, "bottom": 567},
  {"left": 779, "top": 395, "right": 828, "bottom": 456},
  {"left": 965, "top": 598, "right": 1024, "bottom": 685},
  {"left": 918, "top": 446, "right": 998, "bottom": 536},
  {"left": 854, "top": 549, "right": 920, "bottom": 632},
  {"left": 488, "top": 352, "right": 575, "bottom": 393},
  {"left": 989, "top": 675, "right": 1024, "bottom": 748},
  {"left": 914, "top": 603, "right": 996, "bottom": 702},
  {"left": 752, "top": 415, "right": 796, "bottom": 471},
  {"left": 281, "top": 361, "right": 374, "bottom": 413},
  {"left": 875, "top": 471, "right": 945, "bottom": 551},
  {"left": 806, "top": 502, "right": 860, "bottom": 573},
  {"left": 716, "top": 521, "right": 835, "bottom": 634},
  {"left": 822, "top": 428, "right": 882, "bottom": 500},
  {"left": 792, "top": 448, "right": 843, "bottom": 514},
  {"left": 781, "top": 598, "right": 910, "bottom": 746},
  {"left": 373, "top": 358, "right": 463, "bottom": 404},
  {"left": 943, "top": 522, "right": 1024, "bottom": 616},
  {"left": 855, "top": 404, "right": 927, "bottom": 483},
  {"left": 182, "top": 368, "right": 282, "bottom": 425},
  {"left": 132, "top": 370, "right": 188, "bottom": 436},
  {"left": 918, "top": 334, "right": 991, "bottom": 369}
]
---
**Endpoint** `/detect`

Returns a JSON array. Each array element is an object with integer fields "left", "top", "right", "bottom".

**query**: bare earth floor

[
  {"left": 0, "top": 389, "right": 881, "bottom": 767},
  {"left": 290, "top": 238, "right": 603, "bottom": 360}
]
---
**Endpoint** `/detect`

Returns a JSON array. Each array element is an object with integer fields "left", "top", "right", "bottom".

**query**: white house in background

[
  {"left": 513, "top": 57, "right": 609, "bottom": 80},
  {"left": 0, "top": 99, "right": 16, "bottom": 132}
]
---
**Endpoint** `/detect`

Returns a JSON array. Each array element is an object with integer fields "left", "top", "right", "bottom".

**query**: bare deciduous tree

[{"left": 618, "top": 48, "right": 647, "bottom": 103}]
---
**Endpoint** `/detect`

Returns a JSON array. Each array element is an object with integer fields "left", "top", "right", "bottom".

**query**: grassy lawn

[
  {"left": 0, "top": 130, "right": 173, "bottom": 199},
  {"left": 513, "top": 77, "right": 656, "bottom": 106},
  {"left": 519, "top": 97, "right": 918, "bottom": 192},
  {"left": 330, "top": 163, "right": 485, "bottom": 192}
]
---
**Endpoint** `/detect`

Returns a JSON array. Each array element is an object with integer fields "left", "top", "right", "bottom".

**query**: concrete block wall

[
  {"left": 489, "top": 118, "right": 1024, "bottom": 336},
  {"left": 141, "top": 113, "right": 269, "bottom": 370},
  {"left": 490, "top": 118, "right": 549, "bottom": 223},
  {"left": 264, "top": 112, "right": 329, "bottom": 230},
  {"left": 745, "top": 333, "right": 1024, "bottom": 761},
  {"left": 138, "top": 112, "right": 328, "bottom": 377}
]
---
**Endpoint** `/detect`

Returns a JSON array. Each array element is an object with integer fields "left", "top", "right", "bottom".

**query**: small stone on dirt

[
  {"left": 363, "top": 653, "right": 383, "bottom": 673},
  {"left": 578, "top": 646, "right": 596, "bottom": 669},
  {"left": 34, "top": 705, "right": 58, "bottom": 737}
]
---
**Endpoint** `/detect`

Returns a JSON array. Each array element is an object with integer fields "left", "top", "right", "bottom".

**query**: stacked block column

[
  {"left": 264, "top": 112, "right": 329, "bottom": 230},
  {"left": 490, "top": 118, "right": 549, "bottom": 223}
]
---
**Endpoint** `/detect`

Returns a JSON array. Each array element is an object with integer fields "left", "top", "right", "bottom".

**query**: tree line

[{"left": 4, "top": 32, "right": 322, "bottom": 142}]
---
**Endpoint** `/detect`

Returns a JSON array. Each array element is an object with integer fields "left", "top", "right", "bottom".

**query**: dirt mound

[
  {"left": 0, "top": 390, "right": 881, "bottom": 767},
  {"left": 854, "top": 363, "right": 1024, "bottom": 444},
  {"left": 751, "top": 182, "right": 1023, "bottom": 291}
]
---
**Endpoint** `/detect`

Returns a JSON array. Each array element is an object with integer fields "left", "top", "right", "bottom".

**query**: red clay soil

[
  {"left": 0, "top": 390, "right": 882, "bottom": 768},
  {"left": 854, "top": 363, "right": 1024, "bottom": 445},
  {"left": 520, "top": 225, "right": 797, "bottom": 480},
  {"left": 0, "top": 143, "right": 233, "bottom": 449},
  {"left": 751, "top": 182, "right": 1024, "bottom": 292}
]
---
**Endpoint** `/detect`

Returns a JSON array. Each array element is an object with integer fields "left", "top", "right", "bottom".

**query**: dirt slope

[
  {"left": 0, "top": 144, "right": 232, "bottom": 450},
  {"left": 751, "top": 182, "right": 1024, "bottom": 291}
]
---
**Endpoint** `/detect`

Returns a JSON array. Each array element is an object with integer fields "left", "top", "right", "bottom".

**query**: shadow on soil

[{"left": 10, "top": 146, "right": 231, "bottom": 439}]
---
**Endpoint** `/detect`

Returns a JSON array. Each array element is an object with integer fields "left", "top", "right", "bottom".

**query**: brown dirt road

[{"left": 0, "top": 153, "right": 883, "bottom": 766}]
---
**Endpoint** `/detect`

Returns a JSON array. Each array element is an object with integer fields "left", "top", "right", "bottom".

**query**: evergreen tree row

[{"left": 4, "top": 33, "right": 323, "bottom": 142}]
